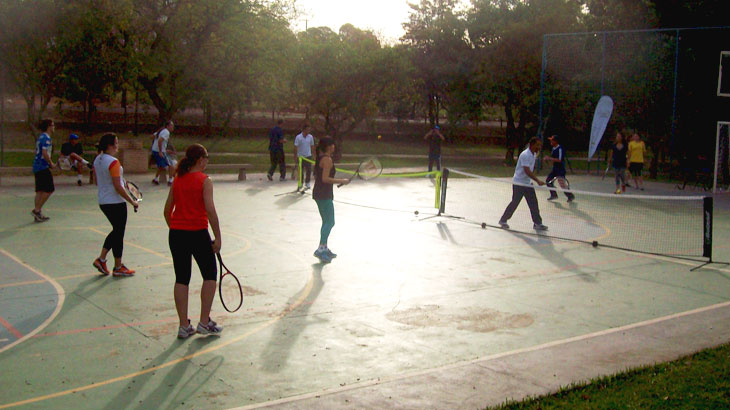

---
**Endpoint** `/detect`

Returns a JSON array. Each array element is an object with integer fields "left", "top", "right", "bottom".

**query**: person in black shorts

[
  {"left": 31, "top": 119, "right": 56, "bottom": 222},
  {"left": 544, "top": 135, "right": 574, "bottom": 202}
]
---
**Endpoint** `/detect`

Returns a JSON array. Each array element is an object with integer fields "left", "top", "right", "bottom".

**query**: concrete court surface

[{"left": 0, "top": 172, "right": 730, "bottom": 409}]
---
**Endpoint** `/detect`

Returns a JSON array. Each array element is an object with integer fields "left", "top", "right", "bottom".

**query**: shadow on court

[
  {"left": 260, "top": 263, "right": 325, "bottom": 373},
  {"left": 101, "top": 337, "right": 222, "bottom": 410}
]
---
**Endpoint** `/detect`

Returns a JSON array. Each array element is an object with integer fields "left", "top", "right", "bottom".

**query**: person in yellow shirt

[{"left": 628, "top": 133, "right": 647, "bottom": 191}]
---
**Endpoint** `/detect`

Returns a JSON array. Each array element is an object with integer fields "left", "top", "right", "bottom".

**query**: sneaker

[
  {"left": 640, "top": 187, "right": 645, "bottom": 191},
  {"left": 498, "top": 221, "right": 509, "bottom": 229},
  {"left": 31, "top": 209, "right": 49, "bottom": 222},
  {"left": 324, "top": 248, "right": 337, "bottom": 258},
  {"left": 112, "top": 265, "right": 135, "bottom": 277},
  {"left": 567, "top": 196, "right": 574, "bottom": 203},
  {"left": 547, "top": 196, "right": 558, "bottom": 201},
  {"left": 197, "top": 319, "right": 222, "bottom": 335},
  {"left": 279, "top": 176, "right": 286, "bottom": 181},
  {"left": 152, "top": 179, "right": 159, "bottom": 185},
  {"left": 313, "top": 249, "right": 331, "bottom": 263},
  {"left": 177, "top": 320, "right": 196, "bottom": 339},
  {"left": 167, "top": 180, "right": 172, "bottom": 187},
  {"left": 305, "top": 183, "right": 311, "bottom": 189},
  {"left": 77, "top": 179, "right": 83, "bottom": 186},
  {"left": 533, "top": 223, "right": 549, "bottom": 231},
  {"left": 267, "top": 174, "right": 273, "bottom": 181},
  {"left": 93, "top": 258, "right": 110, "bottom": 275}
]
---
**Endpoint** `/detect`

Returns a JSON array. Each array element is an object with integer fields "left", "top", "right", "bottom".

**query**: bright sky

[{"left": 292, "top": 0, "right": 414, "bottom": 43}]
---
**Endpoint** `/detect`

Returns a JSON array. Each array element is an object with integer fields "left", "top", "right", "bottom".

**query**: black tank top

[{"left": 313, "top": 154, "right": 335, "bottom": 200}]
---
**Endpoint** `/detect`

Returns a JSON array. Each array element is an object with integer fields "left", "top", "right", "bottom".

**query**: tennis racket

[
  {"left": 547, "top": 176, "right": 571, "bottom": 190},
  {"left": 338, "top": 156, "right": 383, "bottom": 187},
  {"left": 601, "top": 165, "right": 610, "bottom": 180},
  {"left": 58, "top": 157, "right": 72, "bottom": 171},
  {"left": 216, "top": 252, "right": 243, "bottom": 313},
  {"left": 124, "top": 181, "right": 142, "bottom": 212}
]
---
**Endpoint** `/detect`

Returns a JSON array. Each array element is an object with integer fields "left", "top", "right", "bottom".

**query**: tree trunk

[
  {"left": 134, "top": 88, "right": 139, "bottom": 136},
  {"left": 204, "top": 100, "right": 212, "bottom": 138},
  {"left": 503, "top": 97, "right": 517, "bottom": 166},
  {"left": 122, "top": 88, "right": 128, "bottom": 125}
]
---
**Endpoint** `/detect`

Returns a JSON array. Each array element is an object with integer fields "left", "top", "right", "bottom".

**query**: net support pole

[
  {"left": 703, "top": 196, "right": 713, "bottom": 259},
  {"left": 691, "top": 196, "right": 729, "bottom": 271},
  {"left": 439, "top": 168, "right": 449, "bottom": 215}
]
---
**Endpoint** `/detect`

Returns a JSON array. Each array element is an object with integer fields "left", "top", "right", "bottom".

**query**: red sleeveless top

[{"left": 170, "top": 172, "right": 209, "bottom": 230}]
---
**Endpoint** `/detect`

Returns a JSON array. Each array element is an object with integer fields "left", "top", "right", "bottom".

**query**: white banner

[{"left": 588, "top": 95, "right": 613, "bottom": 159}]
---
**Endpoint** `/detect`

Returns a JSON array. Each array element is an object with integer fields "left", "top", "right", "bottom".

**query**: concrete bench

[
  {"left": 205, "top": 163, "right": 252, "bottom": 181},
  {"left": 0, "top": 166, "right": 95, "bottom": 185}
]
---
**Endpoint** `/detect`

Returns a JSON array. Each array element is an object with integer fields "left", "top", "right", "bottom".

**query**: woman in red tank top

[{"left": 164, "top": 143, "right": 223, "bottom": 339}]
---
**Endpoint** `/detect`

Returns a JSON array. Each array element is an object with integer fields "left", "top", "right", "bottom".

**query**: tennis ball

[
  {"left": 592, "top": 240, "right": 598, "bottom": 248},
  {"left": 377, "top": 135, "right": 382, "bottom": 140},
  {"left": 481, "top": 222, "right": 486, "bottom": 229},
  {"left": 414, "top": 210, "right": 419, "bottom": 215}
]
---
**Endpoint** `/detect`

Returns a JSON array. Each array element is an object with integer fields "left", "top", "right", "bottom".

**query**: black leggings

[
  {"left": 100, "top": 203, "right": 127, "bottom": 258},
  {"left": 169, "top": 229, "right": 217, "bottom": 286}
]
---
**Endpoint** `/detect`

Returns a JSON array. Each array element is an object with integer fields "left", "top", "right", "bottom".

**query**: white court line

[
  {"left": 229, "top": 300, "right": 730, "bottom": 410},
  {"left": 0, "top": 248, "right": 66, "bottom": 355}
]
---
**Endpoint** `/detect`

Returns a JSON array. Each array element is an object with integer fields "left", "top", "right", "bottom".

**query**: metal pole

[
  {"left": 1, "top": 68, "right": 5, "bottom": 167},
  {"left": 601, "top": 32, "right": 606, "bottom": 96},
  {"left": 670, "top": 30, "right": 680, "bottom": 161},
  {"left": 537, "top": 35, "right": 547, "bottom": 170}
]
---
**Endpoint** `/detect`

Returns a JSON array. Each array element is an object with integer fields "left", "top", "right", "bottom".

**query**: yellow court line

[
  {"left": 0, "top": 279, "right": 47, "bottom": 290},
  {"left": 0, "top": 231, "right": 307, "bottom": 409},
  {"left": 0, "top": 249, "right": 66, "bottom": 355}
]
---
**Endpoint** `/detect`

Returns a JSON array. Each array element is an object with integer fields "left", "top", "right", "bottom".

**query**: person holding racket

[
  {"left": 92, "top": 133, "right": 138, "bottom": 277},
  {"left": 164, "top": 143, "right": 223, "bottom": 339},
  {"left": 543, "top": 135, "right": 574, "bottom": 202},
  {"left": 312, "top": 137, "right": 349, "bottom": 263},
  {"left": 151, "top": 119, "right": 176, "bottom": 186}
]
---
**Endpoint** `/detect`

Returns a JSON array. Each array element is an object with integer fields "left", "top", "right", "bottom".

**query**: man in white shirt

[
  {"left": 498, "top": 137, "right": 548, "bottom": 231},
  {"left": 293, "top": 125, "right": 315, "bottom": 189},
  {"left": 151, "top": 120, "right": 175, "bottom": 186}
]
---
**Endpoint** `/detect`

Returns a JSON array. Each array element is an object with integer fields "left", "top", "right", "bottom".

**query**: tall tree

[
  {"left": 468, "top": 0, "right": 583, "bottom": 164},
  {"left": 402, "top": 0, "right": 470, "bottom": 127},
  {"left": 0, "top": 0, "right": 73, "bottom": 132},
  {"left": 293, "top": 24, "right": 396, "bottom": 159}
]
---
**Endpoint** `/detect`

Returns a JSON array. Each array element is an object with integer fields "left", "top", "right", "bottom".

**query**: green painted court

[{"left": 1, "top": 171, "right": 730, "bottom": 409}]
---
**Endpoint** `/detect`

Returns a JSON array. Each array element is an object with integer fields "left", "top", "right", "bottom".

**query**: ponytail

[{"left": 176, "top": 143, "right": 207, "bottom": 177}]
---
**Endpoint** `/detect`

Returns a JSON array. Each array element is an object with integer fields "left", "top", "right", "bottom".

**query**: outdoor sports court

[{"left": 1, "top": 171, "right": 730, "bottom": 409}]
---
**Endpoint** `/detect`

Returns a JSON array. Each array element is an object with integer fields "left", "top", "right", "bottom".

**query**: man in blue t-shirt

[
  {"left": 267, "top": 119, "right": 287, "bottom": 181},
  {"left": 544, "top": 135, "right": 575, "bottom": 202},
  {"left": 31, "top": 119, "right": 56, "bottom": 222}
]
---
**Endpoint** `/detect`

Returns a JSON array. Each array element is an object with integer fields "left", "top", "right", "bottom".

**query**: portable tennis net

[{"left": 439, "top": 169, "right": 713, "bottom": 260}]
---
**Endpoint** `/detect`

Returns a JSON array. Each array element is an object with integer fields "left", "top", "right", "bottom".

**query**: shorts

[
  {"left": 153, "top": 152, "right": 169, "bottom": 168},
  {"left": 629, "top": 162, "right": 643, "bottom": 175},
  {"left": 34, "top": 168, "right": 55, "bottom": 193}
]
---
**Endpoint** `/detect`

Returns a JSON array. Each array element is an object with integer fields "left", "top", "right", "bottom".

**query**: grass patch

[{"left": 491, "top": 342, "right": 730, "bottom": 409}]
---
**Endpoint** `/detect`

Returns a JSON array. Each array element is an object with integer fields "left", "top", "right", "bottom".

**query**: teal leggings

[{"left": 315, "top": 199, "right": 335, "bottom": 245}]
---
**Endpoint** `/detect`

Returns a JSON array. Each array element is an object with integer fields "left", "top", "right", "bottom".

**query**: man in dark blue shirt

[
  {"left": 267, "top": 119, "right": 287, "bottom": 181},
  {"left": 544, "top": 135, "right": 574, "bottom": 202}
]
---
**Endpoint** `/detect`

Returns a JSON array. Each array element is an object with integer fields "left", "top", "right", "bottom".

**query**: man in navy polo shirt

[{"left": 544, "top": 135, "right": 575, "bottom": 202}]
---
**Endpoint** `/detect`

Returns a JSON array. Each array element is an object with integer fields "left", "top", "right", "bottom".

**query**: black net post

[
  {"left": 439, "top": 168, "right": 449, "bottom": 215},
  {"left": 703, "top": 196, "right": 713, "bottom": 259}
]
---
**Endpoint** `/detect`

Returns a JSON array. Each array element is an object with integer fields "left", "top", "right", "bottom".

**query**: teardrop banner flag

[{"left": 588, "top": 95, "right": 613, "bottom": 159}]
